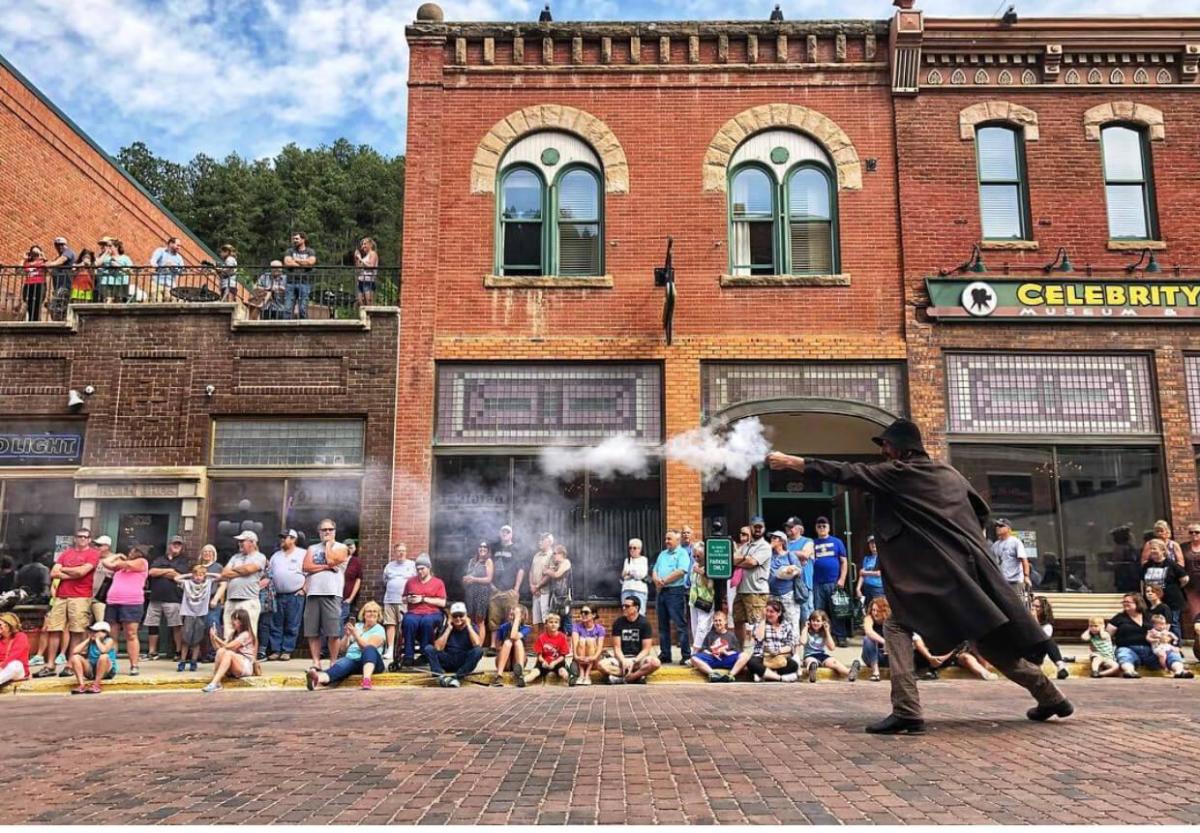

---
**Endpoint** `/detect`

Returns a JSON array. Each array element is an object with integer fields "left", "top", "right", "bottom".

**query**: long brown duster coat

[{"left": 805, "top": 453, "right": 1047, "bottom": 658}]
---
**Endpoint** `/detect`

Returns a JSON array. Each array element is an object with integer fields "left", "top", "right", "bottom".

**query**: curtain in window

[
  {"left": 730, "top": 167, "right": 775, "bottom": 275},
  {"left": 787, "top": 167, "right": 833, "bottom": 274},
  {"left": 557, "top": 168, "right": 601, "bottom": 276}
]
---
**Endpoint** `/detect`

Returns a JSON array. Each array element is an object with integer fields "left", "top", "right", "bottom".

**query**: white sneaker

[
  {"left": 29, "top": 655, "right": 44, "bottom": 667},
  {"left": 54, "top": 653, "right": 66, "bottom": 666},
  {"left": 780, "top": 673, "right": 799, "bottom": 683},
  {"left": 382, "top": 647, "right": 393, "bottom": 662}
]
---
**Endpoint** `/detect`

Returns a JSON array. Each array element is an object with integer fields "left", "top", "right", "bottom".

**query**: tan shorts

[
  {"left": 487, "top": 590, "right": 518, "bottom": 631},
  {"left": 382, "top": 603, "right": 406, "bottom": 626},
  {"left": 733, "top": 593, "right": 768, "bottom": 628},
  {"left": 46, "top": 597, "right": 92, "bottom": 633}
]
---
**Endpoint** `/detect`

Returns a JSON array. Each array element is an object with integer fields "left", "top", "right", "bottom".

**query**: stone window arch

[
  {"left": 702, "top": 104, "right": 862, "bottom": 193},
  {"left": 957, "top": 101, "right": 1040, "bottom": 141},
  {"left": 1082, "top": 102, "right": 1165, "bottom": 141},
  {"left": 470, "top": 105, "right": 629, "bottom": 195}
]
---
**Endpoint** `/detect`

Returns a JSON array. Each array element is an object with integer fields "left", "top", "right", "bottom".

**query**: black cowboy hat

[{"left": 871, "top": 418, "right": 925, "bottom": 453}]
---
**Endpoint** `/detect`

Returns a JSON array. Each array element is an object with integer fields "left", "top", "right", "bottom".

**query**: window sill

[
  {"left": 484, "top": 275, "right": 614, "bottom": 289},
  {"left": 719, "top": 273, "right": 850, "bottom": 288},
  {"left": 1107, "top": 240, "right": 1166, "bottom": 251},
  {"left": 980, "top": 240, "right": 1038, "bottom": 251}
]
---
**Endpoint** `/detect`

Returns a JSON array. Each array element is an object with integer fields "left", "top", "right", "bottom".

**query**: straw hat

[{"left": 0, "top": 612, "right": 20, "bottom": 635}]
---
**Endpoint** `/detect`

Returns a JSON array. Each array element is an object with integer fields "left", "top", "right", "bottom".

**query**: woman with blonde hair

[
  {"left": 307, "top": 600, "right": 385, "bottom": 691},
  {"left": 354, "top": 237, "right": 379, "bottom": 306},
  {"left": 1141, "top": 520, "right": 1184, "bottom": 568}
]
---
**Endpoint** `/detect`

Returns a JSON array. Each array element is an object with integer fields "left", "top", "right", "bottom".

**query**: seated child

[
  {"left": 690, "top": 609, "right": 749, "bottom": 682},
  {"left": 67, "top": 621, "right": 117, "bottom": 695},
  {"left": 525, "top": 613, "right": 576, "bottom": 686},
  {"left": 492, "top": 604, "right": 532, "bottom": 687},
  {"left": 799, "top": 610, "right": 860, "bottom": 683},
  {"left": 1147, "top": 613, "right": 1194, "bottom": 679},
  {"left": 1080, "top": 616, "right": 1121, "bottom": 678},
  {"left": 571, "top": 605, "right": 605, "bottom": 685}
]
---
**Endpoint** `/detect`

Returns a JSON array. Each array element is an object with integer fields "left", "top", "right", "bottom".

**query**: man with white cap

[
  {"left": 302, "top": 518, "right": 349, "bottom": 670},
  {"left": 90, "top": 535, "right": 113, "bottom": 625},
  {"left": 45, "top": 237, "right": 77, "bottom": 306},
  {"left": 265, "top": 529, "right": 306, "bottom": 661},
  {"left": 425, "top": 601, "right": 484, "bottom": 687},
  {"left": 221, "top": 531, "right": 267, "bottom": 642},
  {"left": 400, "top": 554, "right": 446, "bottom": 670}
]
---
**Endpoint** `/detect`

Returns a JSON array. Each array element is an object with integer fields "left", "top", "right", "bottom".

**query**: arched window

[
  {"left": 974, "top": 124, "right": 1030, "bottom": 240},
  {"left": 728, "top": 130, "right": 838, "bottom": 276},
  {"left": 496, "top": 132, "right": 604, "bottom": 276},
  {"left": 1100, "top": 124, "right": 1156, "bottom": 240}
]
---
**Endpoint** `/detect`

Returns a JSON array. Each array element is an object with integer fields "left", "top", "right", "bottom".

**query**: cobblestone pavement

[{"left": 4, "top": 678, "right": 1197, "bottom": 825}]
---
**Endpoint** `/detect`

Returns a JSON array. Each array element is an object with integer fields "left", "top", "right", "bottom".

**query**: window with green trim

[
  {"left": 497, "top": 132, "right": 604, "bottom": 277},
  {"left": 1101, "top": 124, "right": 1156, "bottom": 240},
  {"left": 729, "top": 162, "right": 836, "bottom": 276},
  {"left": 975, "top": 124, "right": 1030, "bottom": 240}
]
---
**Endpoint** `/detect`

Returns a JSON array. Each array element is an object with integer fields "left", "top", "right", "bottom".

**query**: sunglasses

[
  {"left": 580, "top": 609, "right": 593, "bottom": 616},
  {"left": 74, "top": 534, "right": 89, "bottom": 539},
  {"left": 451, "top": 613, "right": 465, "bottom": 618},
  {"left": 319, "top": 528, "right": 335, "bottom": 533},
  {"left": 1190, "top": 530, "right": 1200, "bottom": 534}
]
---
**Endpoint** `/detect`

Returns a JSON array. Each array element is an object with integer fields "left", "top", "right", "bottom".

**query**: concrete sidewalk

[{"left": 7, "top": 641, "right": 1195, "bottom": 695}]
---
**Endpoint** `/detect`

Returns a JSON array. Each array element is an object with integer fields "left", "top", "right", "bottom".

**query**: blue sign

[{"left": 0, "top": 428, "right": 83, "bottom": 465}]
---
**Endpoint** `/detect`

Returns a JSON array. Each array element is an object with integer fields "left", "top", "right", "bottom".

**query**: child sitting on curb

[
  {"left": 525, "top": 613, "right": 577, "bottom": 686},
  {"left": 492, "top": 604, "right": 531, "bottom": 687},
  {"left": 1148, "top": 613, "right": 1194, "bottom": 679},
  {"left": 799, "top": 610, "right": 860, "bottom": 683},
  {"left": 1081, "top": 616, "right": 1121, "bottom": 678}
]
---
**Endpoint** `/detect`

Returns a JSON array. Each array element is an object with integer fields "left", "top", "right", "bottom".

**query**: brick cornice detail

[
  {"left": 702, "top": 104, "right": 862, "bottom": 192},
  {"left": 958, "top": 101, "right": 1040, "bottom": 141},
  {"left": 1082, "top": 101, "right": 1165, "bottom": 140},
  {"left": 469, "top": 105, "right": 629, "bottom": 195}
]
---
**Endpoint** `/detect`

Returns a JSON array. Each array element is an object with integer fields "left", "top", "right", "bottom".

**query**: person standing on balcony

[
  {"left": 45, "top": 237, "right": 76, "bottom": 313},
  {"left": 218, "top": 244, "right": 239, "bottom": 302},
  {"left": 70, "top": 249, "right": 95, "bottom": 303},
  {"left": 96, "top": 238, "right": 132, "bottom": 303},
  {"left": 150, "top": 236, "right": 185, "bottom": 302},
  {"left": 254, "top": 261, "right": 289, "bottom": 320},
  {"left": 354, "top": 237, "right": 378, "bottom": 306},
  {"left": 283, "top": 232, "right": 317, "bottom": 319},
  {"left": 21, "top": 246, "right": 46, "bottom": 322}
]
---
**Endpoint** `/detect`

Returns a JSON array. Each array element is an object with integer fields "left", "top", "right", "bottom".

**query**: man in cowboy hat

[{"left": 767, "top": 417, "right": 1071, "bottom": 734}]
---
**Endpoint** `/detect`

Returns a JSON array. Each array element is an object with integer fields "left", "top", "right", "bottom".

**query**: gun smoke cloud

[{"left": 539, "top": 417, "right": 772, "bottom": 489}]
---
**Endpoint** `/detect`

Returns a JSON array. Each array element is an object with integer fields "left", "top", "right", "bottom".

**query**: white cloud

[{"left": 1, "top": 0, "right": 1196, "bottom": 163}]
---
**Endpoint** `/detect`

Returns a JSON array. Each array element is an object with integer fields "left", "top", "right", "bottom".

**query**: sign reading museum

[{"left": 926, "top": 277, "right": 1200, "bottom": 321}]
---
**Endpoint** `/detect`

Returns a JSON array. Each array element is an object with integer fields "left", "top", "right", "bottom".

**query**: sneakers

[
  {"left": 1056, "top": 665, "right": 1070, "bottom": 680},
  {"left": 807, "top": 663, "right": 819, "bottom": 683},
  {"left": 489, "top": 675, "right": 504, "bottom": 687},
  {"left": 1122, "top": 670, "right": 1140, "bottom": 678},
  {"left": 54, "top": 653, "right": 66, "bottom": 665},
  {"left": 29, "top": 655, "right": 44, "bottom": 667},
  {"left": 267, "top": 653, "right": 281, "bottom": 662},
  {"left": 1026, "top": 700, "right": 1075, "bottom": 722},
  {"left": 865, "top": 714, "right": 927, "bottom": 735},
  {"left": 128, "top": 666, "right": 140, "bottom": 677},
  {"left": 201, "top": 682, "right": 222, "bottom": 693},
  {"left": 177, "top": 662, "right": 187, "bottom": 673},
  {"left": 515, "top": 672, "right": 526, "bottom": 688},
  {"left": 189, "top": 661, "right": 198, "bottom": 673},
  {"left": 848, "top": 660, "right": 861, "bottom": 683},
  {"left": 1174, "top": 670, "right": 1195, "bottom": 679},
  {"left": 147, "top": 653, "right": 160, "bottom": 662},
  {"left": 708, "top": 671, "right": 725, "bottom": 683},
  {"left": 279, "top": 653, "right": 291, "bottom": 662},
  {"left": 382, "top": 648, "right": 394, "bottom": 663},
  {"left": 606, "top": 675, "right": 624, "bottom": 685},
  {"left": 752, "top": 674, "right": 762, "bottom": 683},
  {"left": 361, "top": 677, "right": 374, "bottom": 690},
  {"left": 780, "top": 672, "right": 799, "bottom": 683},
  {"left": 447, "top": 677, "right": 461, "bottom": 688}
]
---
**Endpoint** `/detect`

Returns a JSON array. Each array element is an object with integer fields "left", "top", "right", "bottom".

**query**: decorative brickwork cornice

[
  {"left": 1082, "top": 101, "right": 1165, "bottom": 140},
  {"left": 958, "top": 101, "right": 1039, "bottom": 141},
  {"left": 469, "top": 105, "right": 629, "bottom": 195},
  {"left": 702, "top": 104, "right": 862, "bottom": 192}
]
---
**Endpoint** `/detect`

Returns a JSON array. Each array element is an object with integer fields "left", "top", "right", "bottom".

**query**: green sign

[
  {"left": 705, "top": 537, "right": 733, "bottom": 580},
  {"left": 926, "top": 277, "right": 1200, "bottom": 322}
]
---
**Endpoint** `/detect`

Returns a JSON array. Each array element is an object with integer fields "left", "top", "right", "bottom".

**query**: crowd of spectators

[
  {"left": 10, "top": 233, "right": 387, "bottom": 321},
  {"left": 2, "top": 514, "right": 1199, "bottom": 694}
]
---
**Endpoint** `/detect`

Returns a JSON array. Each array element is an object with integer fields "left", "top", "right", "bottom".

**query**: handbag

[
  {"left": 690, "top": 577, "right": 714, "bottom": 613},
  {"left": 763, "top": 652, "right": 790, "bottom": 671},
  {"left": 831, "top": 588, "right": 853, "bottom": 619}
]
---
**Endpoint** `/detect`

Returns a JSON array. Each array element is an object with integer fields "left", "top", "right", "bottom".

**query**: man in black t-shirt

[
  {"left": 487, "top": 525, "right": 527, "bottom": 652},
  {"left": 146, "top": 537, "right": 188, "bottom": 661},
  {"left": 599, "top": 596, "right": 661, "bottom": 684}
]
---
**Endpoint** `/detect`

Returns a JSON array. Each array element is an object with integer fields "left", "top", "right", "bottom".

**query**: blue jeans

[
  {"left": 204, "top": 606, "right": 224, "bottom": 658},
  {"left": 326, "top": 646, "right": 383, "bottom": 684},
  {"left": 402, "top": 612, "right": 442, "bottom": 663},
  {"left": 812, "top": 582, "right": 848, "bottom": 641},
  {"left": 656, "top": 586, "right": 691, "bottom": 661},
  {"left": 289, "top": 281, "right": 310, "bottom": 319},
  {"left": 861, "top": 636, "right": 889, "bottom": 668},
  {"left": 797, "top": 584, "right": 814, "bottom": 624},
  {"left": 340, "top": 600, "right": 354, "bottom": 630},
  {"left": 1116, "top": 644, "right": 1156, "bottom": 669},
  {"left": 424, "top": 645, "right": 484, "bottom": 679},
  {"left": 265, "top": 592, "right": 304, "bottom": 654}
]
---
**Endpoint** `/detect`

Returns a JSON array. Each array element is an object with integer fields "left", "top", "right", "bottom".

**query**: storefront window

[
  {"left": 432, "top": 455, "right": 661, "bottom": 601},
  {"left": 0, "top": 479, "right": 78, "bottom": 567},
  {"left": 286, "top": 479, "right": 361, "bottom": 546},
  {"left": 207, "top": 480, "right": 284, "bottom": 560},
  {"left": 952, "top": 444, "right": 1164, "bottom": 594}
]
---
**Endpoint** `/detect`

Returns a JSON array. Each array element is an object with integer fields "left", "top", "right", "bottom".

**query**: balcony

[{"left": 0, "top": 264, "right": 400, "bottom": 323}]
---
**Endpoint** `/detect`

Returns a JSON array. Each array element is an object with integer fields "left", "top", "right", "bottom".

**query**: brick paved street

[{"left": 4, "top": 678, "right": 1197, "bottom": 825}]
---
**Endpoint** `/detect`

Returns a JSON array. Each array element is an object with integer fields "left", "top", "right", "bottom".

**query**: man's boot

[{"left": 865, "top": 714, "right": 926, "bottom": 735}]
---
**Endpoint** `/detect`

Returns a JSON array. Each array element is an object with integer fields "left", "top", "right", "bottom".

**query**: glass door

[{"left": 101, "top": 499, "right": 179, "bottom": 560}]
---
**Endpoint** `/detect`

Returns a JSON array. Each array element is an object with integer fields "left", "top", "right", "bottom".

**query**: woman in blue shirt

[
  {"left": 856, "top": 536, "right": 885, "bottom": 610},
  {"left": 307, "top": 601, "right": 386, "bottom": 691}
]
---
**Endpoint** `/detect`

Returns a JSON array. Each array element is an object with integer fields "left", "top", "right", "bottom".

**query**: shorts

[
  {"left": 97, "top": 284, "right": 128, "bottom": 302},
  {"left": 84, "top": 660, "right": 117, "bottom": 681},
  {"left": 181, "top": 615, "right": 208, "bottom": 646},
  {"left": 46, "top": 596, "right": 92, "bottom": 632},
  {"left": 695, "top": 650, "right": 740, "bottom": 671},
  {"left": 303, "top": 595, "right": 342, "bottom": 638},
  {"left": 497, "top": 622, "right": 532, "bottom": 643},
  {"left": 382, "top": 603, "right": 406, "bottom": 626},
  {"left": 1156, "top": 648, "right": 1183, "bottom": 667},
  {"left": 357, "top": 279, "right": 376, "bottom": 293},
  {"left": 487, "top": 590, "right": 518, "bottom": 631},
  {"left": 733, "top": 593, "right": 768, "bottom": 626},
  {"left": 804, "top": 651, "right": 833, "bottom": 665},
  {"left": 144, "top": 601, "right": 182, "bottom": 627},
  {"left": 228, "top": 654, "right": 254, "bottom": 678},
  {"left": 105, "top": 603, "right": 144, "bottom": 625}
]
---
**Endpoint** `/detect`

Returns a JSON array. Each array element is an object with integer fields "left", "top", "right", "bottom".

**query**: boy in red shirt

[{"left": 525, "top": 612, "right": 578, "bottom": 686}]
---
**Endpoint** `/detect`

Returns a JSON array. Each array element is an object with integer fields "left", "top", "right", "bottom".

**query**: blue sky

[{"left": 1, "top": 0, "right": 1189, "bottom": 163}]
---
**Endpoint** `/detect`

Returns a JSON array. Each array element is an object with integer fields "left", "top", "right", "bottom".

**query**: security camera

[
  {"left": 67, "top": 390, "right": 85, "bottom": 410},
  {"left": 83, "top": 385, "right": 95, "bottom": 396},
  {"left": 205, "top": 384, "right": 216, "bottom": 397}
]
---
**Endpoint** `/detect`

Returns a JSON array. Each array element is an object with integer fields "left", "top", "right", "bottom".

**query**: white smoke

[
  {"left": 538, "top": 417, "right": 772, "bottom": 489},
  {"left": 539, "top": 435, "right": 650, "bottom": 479},
  {"left": 663, "top": 417, "right": 772, "bottom": 489}
]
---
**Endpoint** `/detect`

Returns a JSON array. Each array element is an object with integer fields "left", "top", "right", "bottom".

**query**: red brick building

[{"left": 399, "top": 2, "right": 1200, "bottom": 613}]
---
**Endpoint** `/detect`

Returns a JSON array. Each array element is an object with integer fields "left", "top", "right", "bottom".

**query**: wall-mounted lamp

[
  {"left": 939, "top": 243, "right": 987, "bottom": 276},
  {"left": 1125, "top": 248, "right": 1161, "bottom": 274},
  {"left": 1042, "top": 247, "right": 1073, "bottom": 274},
  {"left": 205, "top": 385, "right": 216, "bottom": 397}
]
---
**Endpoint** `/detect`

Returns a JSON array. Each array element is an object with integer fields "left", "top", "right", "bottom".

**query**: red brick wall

[
  {"left": 895, "top": 90, "right": 1200, "bottom": 523},
  {"left": 0, "top": 60, "right": 208, "bottom": 264}
]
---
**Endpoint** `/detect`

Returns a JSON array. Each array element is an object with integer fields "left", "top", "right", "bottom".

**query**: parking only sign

[{"left": 705, "top": 537, "right": 734, "bottom": 580}]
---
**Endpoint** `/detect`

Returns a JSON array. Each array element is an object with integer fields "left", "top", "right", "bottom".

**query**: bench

[{"left": 1040, "top": 593, "right": 1125, "bottom": 629}]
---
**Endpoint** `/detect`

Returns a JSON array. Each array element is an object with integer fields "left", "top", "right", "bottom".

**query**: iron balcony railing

[{"left": 0, "top": 263, "right": 400, "bottom": 322}]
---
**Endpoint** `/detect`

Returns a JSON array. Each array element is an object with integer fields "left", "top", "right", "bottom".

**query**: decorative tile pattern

[
  {"left": 212, "top": 419, "right": 365, "bottom": 466},
  {"left": 701, "top": 362, "right": 907, "bottom": 418}
]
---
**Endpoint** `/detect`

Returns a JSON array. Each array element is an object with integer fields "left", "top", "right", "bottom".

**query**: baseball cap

[
  {"left": 500, "top": 525, "right": 513, "bottom": 533},
  {"left": 767, "top": 530, "right": 787, "bottom": 542},
  {"left": 279, "top": 529, "right": 299, "bottom": 539},
  {"left": 749, "top": 515, "right": 765, "bottom": 525},
  {"left": 233, "top": 530, "right": 259, "bottom": 543},
  {"left": 89, "top": 621, "right": 111, "bottom": 633},
  {"left": 94, "top": 535, "right": 112, "bottom": 547},
  {"left": 415, "top": 553, "right": 432, "bottom": 568},
  {"left": 815, "top": 516, "right": 830, "bottom": 526},
  {"left": 478, "top": 541, "right": 491, "bottom": 549},
  {"left": 449, "top": 602, "right": 468, "bottom": 615},
  {"left": 53, "top": 236, "right": 67, "bottom": 244},
  {"left": 785, "top": 516, "right": 804, "bottom": 529},
  {"left": 994, "top": 518, "right": 1012, "bottom": 528},
  {"left": 169, "top": 535, "right": 184, "bottom": 545}
]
